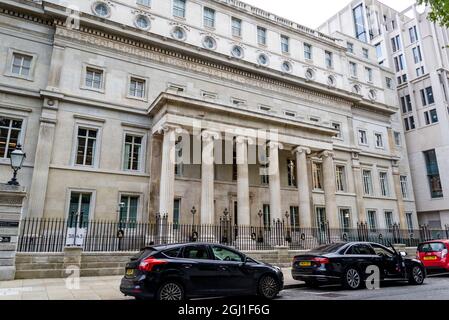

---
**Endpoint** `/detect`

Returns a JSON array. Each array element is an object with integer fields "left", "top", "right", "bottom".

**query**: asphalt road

[{"left": 277, "top": 273, "right": 449, "bottom": 300}]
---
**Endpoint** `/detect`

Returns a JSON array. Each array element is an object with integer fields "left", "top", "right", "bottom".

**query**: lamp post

[
  {"left": 257, "top": 209, "right": 263, "bottom": 243},
  {"left": 190, "top": 206, "right": 197, "bottom": 242},
  {"left": 8, "top": 145, "right": 26, "bottom": 186}
]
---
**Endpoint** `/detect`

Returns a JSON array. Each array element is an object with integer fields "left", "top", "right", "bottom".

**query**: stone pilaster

[
  {"left": 158, "top": 125, "right": 177, "bottom": 222},
  {"left": 321, "top": 150, "right": 338, "bottom": 229},
  {"left": 268, "top": 141, "right": 283, "bottom": 222},
  {"left": 236, "top": 136, "right": 250, "bottom": 226},
  {"left": 293, "top": 146, "right": 312, "bottom": 228},
  {"left": 200, "top": 130, "right": 219, "bottom": 226}
]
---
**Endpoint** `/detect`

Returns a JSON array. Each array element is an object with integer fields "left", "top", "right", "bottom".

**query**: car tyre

[
  {"left": 343, "top": 267, "right": 363, "bottom": 290},
  {"left": 408, "top": 265, "right": 425, "bottom": 285},
  {"left": 258, "top": 274, "right": 280, "bottom": 299},
  {"left": 156, "top": 281, "right": 185, "bottom": 301}
]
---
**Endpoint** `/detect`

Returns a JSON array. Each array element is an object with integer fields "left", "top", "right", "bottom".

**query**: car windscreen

[
  {"left": 418, "top": 242, "right": 446, "bottom": 253},
  {"left": 310, "top": 243, "right": 347, "bottom": 254}
]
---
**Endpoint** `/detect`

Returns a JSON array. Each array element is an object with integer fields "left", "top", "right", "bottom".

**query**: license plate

[
  {"left": 126, "top": 269, "right": 135, "bottom": 276},
  {"left": 299, "top": 261, "right": 312, "bottom": 267},
  {"left": 424, "top": 256, "right": 437, "bottom": 261}
]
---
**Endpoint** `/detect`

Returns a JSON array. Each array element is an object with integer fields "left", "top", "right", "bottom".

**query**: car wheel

[
  {"left": 258, "top": 274, "right": 280, "bottom": 299},
  {"left": 157, "top": 281, "right": 185, "bottom": 301},
  {"left": 343, "top": 268, "right": 363, "bottom": 290},
  {"left": 408, "top": 265, "right": 425, "bottom": 285}
]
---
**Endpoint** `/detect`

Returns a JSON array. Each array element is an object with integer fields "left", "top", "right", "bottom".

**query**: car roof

[
  {"left": 420, "top": 239, "right": 449, "bottom": 244},
  {"left": 143, "top": 242, "right": 230, "bottom": 251}
]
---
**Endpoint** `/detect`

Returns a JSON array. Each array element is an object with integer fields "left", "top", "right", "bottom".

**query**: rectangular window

[
  {"left": 347, "top": 42, "right": 354, "bottom": 53},
  {"left": 11, "top": 53, "right": 32, "bottom": 77},
  {"left": 423, "top": 149, "right": 443, "bottom": 198},
  {"left": 412, "top": 46, "right": 422, "bottom": 64},
  {"left": 375, "top": 43, "right": 382, "bottom": 58},
  {"left": 384, "top": 211, "right": 394, "bottom": 230},
  {"left": 339, "top": 208, "right": 351, "bottom": 231},
  {"left": 362, "top": 48, "right": 369, "bottom": 59},
  {"left": 409, "top": 26, "right": 418, "bottom": 43},
  {"left": 332, "top": 122, "right": 342, "bottom": 138},
  {"left": 421, "top": 86, "right": 435, "bottom": 106},
  {"left": 257, "top": 26, "right": 267, "bottom": 45},
  {"left": 363, "top": 170, "right": 373, "bottom": 195},
  {"left": 175, "top": 137, "right": 183, "bottom": 177},
  {"left": 68, "top": 192, "right": 92, "bottom": 228},
  {"left": 119, "top": 195, "right": 139, "bottom": 228},
  {"left": 203, "top": 7, "right": 215, "bottom": 28},
  {"left": 263, "top": 204, "right": 271, "bottom": 229},
  {"left": 406, "top": 212, "right": 414, "bottom": 231},
  {"left": 173, "top": 199, "right": 181, "bottom": 227},
  {"left": 424, "top": 109, "right": 439, "bottom": 125},
  {"left": 367, "top": 210, "right": 377, "bottom": 232},
  {"left": 353, "top": 4, "right": 367, "bottom": 42},
  {"left": 173, "top": 0, "right": 186, "bottom": 18},
  {"left": 394, "top": 54, "right": 405, "bottom": 72},
  {"left": 400, "top": 175, "right": 408, "bottom": 199},
  {"left": 123, "top": 134, "right": 142, "bottom": 171},
  {"left": 129, "top": 77, "right": 145, "bottom": 98},
  {"left": 379, "top": 171, "right": 390, "bottom": 197},
  {"left": 304, "top": 43, "right": 312, "bottom": 60},
  {"left": 365, "top": 67, "right": 373, "bottom": 82},
  {"left": 335, "top": 165, "right": 346, "bottom": 192},
  {"left": 375, "top": 133, "right": 383, "bottom": 148},
  {"left": 391, "top": 35, "right": 401, "bottom": 52},
  {"left": 350, "top": 61, "right": 357, "bottom": 77},
  {"left": 312, "top": 162, "right": 323, "bottom": 190},
  {"left": 260, "top": 146, "right": 269, "bottom": 185},
  {"left": 0, "top": 117, "right": 23, "bottom": 159},
  {"left": 394, "top": 131, "right": 401, "bottom": 147},
  {"left": 75, "top": 127, "right": 97, "bottom": 166},
  {"left": 358, "top": 129, "right": 367, "bottom": 145},
  {"left": 403, "top": 116, "right": 415, "bottom": 131},
  {"left": 416, "top": 66, "right": 425, "bottom": 77},
  {"left": 325, "top": 51, "right": 333, "bottom": 68},
  {"left": 290, "top": 206, "right": 300, "bottom": 228},
  {"left": 281, "top": 35, "right": 289, "bottom": 53},
  {"left": 231, "top": 17, "right": 242, "bottom": 37},
  {"left": 137, "top": 0, "right": 151, "bottom": 6},
  {"left": 386, "top": 77, "right": 393, "bottom": 89},
  {"left": 287, "top": 159, "right": 296, "bottom": 187},
  {"left": 85, "top": 67, "right": 103, "bottom": 90},
  {"left": 400, "top": 95, "right": 412, "bottom": 113}
]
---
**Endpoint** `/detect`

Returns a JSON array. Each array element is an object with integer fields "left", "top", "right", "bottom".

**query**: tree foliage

[{"left": 417, "top": 0, "right": 449, "bottom": 28}]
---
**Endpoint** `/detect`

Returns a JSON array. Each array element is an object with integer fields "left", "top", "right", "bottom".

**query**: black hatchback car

[
  {"left": 292, "top": 242, "right": 426, "bottom": 289},
  {"left": 120, "top": 243, "right": 284, "bottom": 300}
]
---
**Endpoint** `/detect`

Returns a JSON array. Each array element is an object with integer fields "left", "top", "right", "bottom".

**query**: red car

[{"left": 417, "top": 240, "right": 449, "bottom": 271}]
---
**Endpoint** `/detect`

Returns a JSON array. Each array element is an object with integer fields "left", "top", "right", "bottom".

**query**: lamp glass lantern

[{"left": 8, "top": 145, "right": 26, "bottom": 186}]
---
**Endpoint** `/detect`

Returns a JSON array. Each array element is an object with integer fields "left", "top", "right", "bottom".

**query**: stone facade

[{"left": 0, "top": 0, "right": 417, "bottom": 234}]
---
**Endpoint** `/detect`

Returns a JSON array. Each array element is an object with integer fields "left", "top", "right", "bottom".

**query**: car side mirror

[{"left": 400, "top": 252, "right": 407, "bottom": 257}]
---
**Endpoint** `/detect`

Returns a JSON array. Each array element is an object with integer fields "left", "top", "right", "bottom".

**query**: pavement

[{"left": 0, "top": 268, "right": 302, "bottom": 300}]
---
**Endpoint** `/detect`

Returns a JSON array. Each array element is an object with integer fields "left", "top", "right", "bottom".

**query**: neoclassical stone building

[{"left": 0, "top": 0, "right": 418, "bottom": 232}]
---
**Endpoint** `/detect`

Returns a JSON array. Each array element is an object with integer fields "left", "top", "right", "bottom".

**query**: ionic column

[
  {"left": 293, "top": 147, "right": 312, "bottom": 228},
  {"left": 158, "top": 126, "right": 177, "bottom": 222},
  {"left": 321, "top": 150, "right": 338, "bottom": 229},
  {"left": 268, "top": 141, "right": 283, "bottom": 222},
  {"left": 200, "top": 130, "right": 219, "bottom": 225},
  {"left": 236, "top": 136, "right": 250, "bottom": 227},
  {"left": 351, "top": 152, "right": 366, "bottom": 224}
]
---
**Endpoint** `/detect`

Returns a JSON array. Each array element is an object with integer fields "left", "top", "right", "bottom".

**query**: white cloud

[{"left": 240, "top": 0, "right": 416, "bottom": 28}]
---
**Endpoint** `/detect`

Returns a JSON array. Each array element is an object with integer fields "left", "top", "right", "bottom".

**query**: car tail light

[
  {"left": 138, "top": 256, "right": 168, "bottom": 272},
  {"left": 312, "top": 257, "right": 329, "bottom": 265}
]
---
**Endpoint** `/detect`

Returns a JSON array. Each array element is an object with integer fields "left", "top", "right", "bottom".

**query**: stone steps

[
  {"left": 81, "top": 267, "right": 125, "bottom": 277},
  {"left": 15, "top": 269, "right": 64, "bottom": 279}
]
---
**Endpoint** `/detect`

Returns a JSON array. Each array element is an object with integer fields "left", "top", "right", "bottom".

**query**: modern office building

[
  {"left": 319, "top": 0, "right": 449, "bottom": 228},
  {"left": 0, "top": 0, "right": 417, "bottom": 235}
]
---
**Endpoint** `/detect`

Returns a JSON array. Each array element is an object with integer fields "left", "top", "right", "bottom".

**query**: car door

[
  {"left": 371, "top": 243, "right": 403, "bottom": 279},
  {"left": 344, "top": 243, "right": 380, "bottom": 277},
  {"left": 210, "top": 245, "right": 253, "bottom": 293},
  {"left": 180, "top": 244, "right": 224, "bottom": 296}
]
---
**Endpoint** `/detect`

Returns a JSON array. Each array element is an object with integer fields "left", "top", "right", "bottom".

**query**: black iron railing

[{"left": 16, "top": 216, "right": 449, "bottom": 253}]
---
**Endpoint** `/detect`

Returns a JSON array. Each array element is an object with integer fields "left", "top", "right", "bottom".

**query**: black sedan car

[
  {"left": 120, "top": 242, "right": 284, "bottom": 300},
  {"left": 292, "top": 242, "right": 426, "bottom": 289}
]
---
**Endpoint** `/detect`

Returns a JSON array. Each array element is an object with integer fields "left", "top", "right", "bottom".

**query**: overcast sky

[{"left": 241, "top": 0, "right": 416, "bottom": 28}]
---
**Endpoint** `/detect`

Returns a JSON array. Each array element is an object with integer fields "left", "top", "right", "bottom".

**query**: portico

[{"left": 148, "top": 93, "right": 340, "bottom": 230}]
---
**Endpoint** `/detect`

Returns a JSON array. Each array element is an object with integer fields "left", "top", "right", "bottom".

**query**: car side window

[
  {"left": 163, "top": 248, "right": 181, "bottom": 258},
  {"left": 371, "top": 244, "right": 394, "bottom": 258},
  {"left": 182, "top": 246, "right": 211, "bottom": 260},
  {"left": 211, "top": 246, "right": 244, "bottom": 262},
  {"left": 346, "top": 244, "right": 375, "bottom": 255}
]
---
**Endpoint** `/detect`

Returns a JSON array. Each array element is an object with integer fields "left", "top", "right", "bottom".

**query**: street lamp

[{"left": 8, "top": 145, "right": 26, "bottom": 186}]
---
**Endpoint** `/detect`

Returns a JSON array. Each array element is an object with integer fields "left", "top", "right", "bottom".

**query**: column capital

[
  {"left": 293, "top": 146, "right": 311, "bottom": 155},
  {"left": 235, "top": 135, "right": 255, "bottom": 145},
  {"left": 320, "top": 150, "right": 335, "bottom": 160},
  {"left": 267, "top": 141, "right": 284, "bottom": 150},
  {"left": 156, "top": 124, "right": 181, "bottom": 135},
  {"left": 201, "top": 130, "right": 220, "bottom": 142}
]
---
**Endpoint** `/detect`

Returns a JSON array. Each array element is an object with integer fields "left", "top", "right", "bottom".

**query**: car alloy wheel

[
  {"left": 158, "top": 282, "right": 184, "bottom": 301},
  {"left": 345, "top": 268, "right": 361, "bottom": 290},
  {"left": 410, "top": 265, "right": 424, "bottom": 285},
  {"left": 259, "top": 275, "right": 279, "bottom": 299}
]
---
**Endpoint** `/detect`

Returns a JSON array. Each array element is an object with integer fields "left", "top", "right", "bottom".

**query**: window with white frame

[
  {"left": 420, "top": 86, "right": 435, "bottom": 106},
  {"left": 85, "top": 67, "right": 104, "bottom": 90},
  {"left": 349, "top": 61, "right": 357, "bottom": 77},
  {"left": 173, "top": 0, "right": 186, "bottom": 18},
  {"left": 175, "top": 136, "right": 183, "bottom": 177},
  {"left": 0, "top": 117, "right": 23, "bottom": 159},
  {"left": 129, "top": 77, "right": 146, "bottom": 99},
  {"left": 347, "top": 42, "right": 354, "bottom": 53},
  {"left": 119, "top": 195, "right": 139, "bottom": 228},
  {"left": 365, "top": 67, "right": 373, "bottom": 82},
  {"left": 391, "top": 35, "right": 401, "bottom": 52},
  {"left": 304, "top": 43, "right": 312, "bottom": 60},
  {"left": 123, "top": 134, "right": 143, "bottom": 171},
  {"left": 137, "top": 0, "right": 151, "bottom": 6},
  {"left": 281, "top": 35, "right": 289, "bottom": 53},
  {"left": 412, "top": 46, "right": 422, "bottom": 64},
  {"left": 362, "top": 170, "right": 373, "bottom": 195},
  {"left": 400, "top": 175, "right": 408, "bottom": 199},
  {"left": 332, "top": 122, "right": 342, "bottom": 139},
  {"left": 379, "top": 171, "right": 390, "bottom": 197},
  {"left": 312, "top": 162, "right": 323, "bottom": 190},
  {"left": 358, "top": 129, "right": 368, "bottom": 145},
  {"left": 68, "top": 191, "right": 92, "bottom": 227},
  {"left": 290, "top": 206, "right": 300, "bottom": 227},
  {"left": 362, "top": 48, "right": 369, "bottom": 59},
  {"left": 375, "top": 133, "right": 383, "bottom": 148},
  {"left": 409, "top": 26, "right": 418, "bottom": 43},
  {"left": 339, "top": 208, "right": 351, "bottom": 231},
  {"left": 257, "top": 26, "right": 267, "bottom": 45},
  {"left": 75, "top": 127, "right": 98, "bottom": 166},
  {"left": 335, "top": 165, "right": 346, "bottom": 192},
  {"left": 325, "top": 51, "right": 333, "bottom": 68},
  {"left": 406, "top": 212, "right": 414, "bottom": 230},
  {"left": 203, "top": 7, "right": 215, "bottom": 28},
  {"left": 173, "top": 199, "right": 181, "bottom": 227},
  {"left": 11, "top": 53, "right": 33, "bottom": 77},
  {"left": 394, "top": 131, "right": 401, "bottom": 147},
  {"left": 384, "top": 211, "right": 394, "bottom": 230},
  {"left": 231, "top": 17, "right": 242, "bottom": 37},
  {"left": 424, "top": 109, "right": 439, "bottom": 125},
  {"left": 367, "top": 210, "right": 377, "bottom": 232}
]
